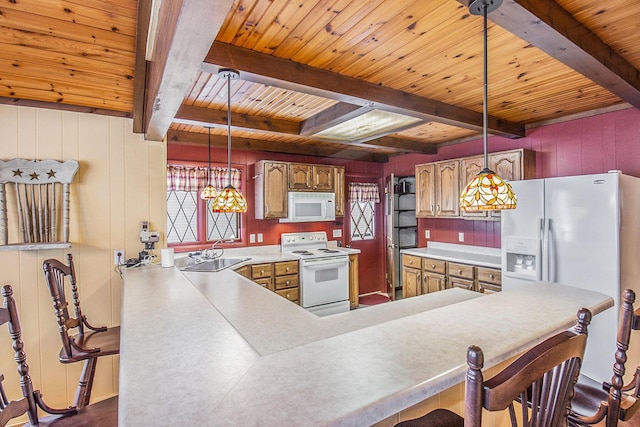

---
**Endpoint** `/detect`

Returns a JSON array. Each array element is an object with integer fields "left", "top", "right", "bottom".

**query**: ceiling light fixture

[
  {"left": 459, "top": 0, "right": 516, "bottom": 212},
  {"left": 200, "top": 127, "right": 218, "bottom": 200},
  {"left": 313, "top": 109, "right": 421, "bottom": 142},
  {"left": 210, "top": 69, "right": 248, "bottom": 213}
]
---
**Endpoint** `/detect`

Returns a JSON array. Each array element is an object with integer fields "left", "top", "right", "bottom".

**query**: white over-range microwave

[{"left": 279, "top": 191, "right": 336, "bottom": 223}]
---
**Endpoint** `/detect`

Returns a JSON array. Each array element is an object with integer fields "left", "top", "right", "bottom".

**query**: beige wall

[{"left": 0, "top": 105, "right": 166, "bottom": 410}]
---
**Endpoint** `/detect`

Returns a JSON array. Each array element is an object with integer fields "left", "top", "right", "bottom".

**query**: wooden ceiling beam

[
  {"left": 0, "top": 97, "right": 131, "bottom": 118},
  {"left": 299, "top": 103, "right": 368, "bottom": 136},
  {"left": 132, "top": 0, "right": 152, "bottom": 133},
  {"left": 203, "top": 42, "right": 525, "bottom": 139},
  {"left": 167, "top": 130, "right": 389, "bottom": 163},
  {"left": 364, "top": 136, "right": 438, "bottom": 155},
  {"left": 463, "top": 0, "right": 640, "bottom": 108},
  {"left": 174, "top": 104, "right": 300, "bottom": 134},
  {"left": 143, "top": 0, "right": 235, "bottom": 141}
]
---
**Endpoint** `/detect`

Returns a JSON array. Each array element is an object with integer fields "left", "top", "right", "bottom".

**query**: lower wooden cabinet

[
  {"left": 236, "top": 260, "right": 300, "bottom": 304},
  {"left": 349, "top": 254, "right": 359, "bottom": 309},
  {"left": 401, "top": 254, "right": 501, "bottom": 297}
]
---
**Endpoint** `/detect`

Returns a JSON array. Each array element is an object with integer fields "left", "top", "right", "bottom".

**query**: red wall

[{"left": 384, "top": 107, "right": 640, "bottom": 248}]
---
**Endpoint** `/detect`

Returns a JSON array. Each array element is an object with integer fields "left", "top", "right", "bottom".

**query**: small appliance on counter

[{"left": 281, "top": 231, "right": 349, "bottom": 316}]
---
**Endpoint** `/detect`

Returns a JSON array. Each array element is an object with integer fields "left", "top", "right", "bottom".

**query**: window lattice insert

[
  {"left": 350, "top": 201, "right": 375, "bottom": 241},
  {"left": 207, "top": 204, "right": 238, "bottom": 241},
  {"left": 166, "top": 190, "right": 198, "bottom": 243}
]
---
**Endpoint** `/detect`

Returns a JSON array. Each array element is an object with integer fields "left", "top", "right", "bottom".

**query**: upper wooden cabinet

[
  {"left": 416, "top": 149, "right": 535, "bottom": 220},
  {"left": 288, "top": 164, "right": 334, "bottom": 191},
  {"left": 255, "top": 161, "right": 288, "bottom": 219},
  {"left": 415, "top": 164, "right": 436, "bottom": 217},
  {"left": 415, "top": 160, "right": 459, "bottom": 218},
  {"left": 334, "top": 166, "right": 345, "bottom": 217}
]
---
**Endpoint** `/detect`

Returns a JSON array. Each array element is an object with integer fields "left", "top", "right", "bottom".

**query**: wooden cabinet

[
  {"left": 401, "top": 255, "right": 445, "bottom": 297},
  {"left": 422, "top": 258, "right": 446, "bottom": 294},
  {"left": 415, "top": 160, "right": 459, "bottom": 218},
  {"left": 288, "top": 164, "right": 334, "bottom": 191},
  {"left": 237, "top": 260, "right": 300, "bottom": 304},
  {"left": 349, "top": 254, "right": 359, "bottom": 309},
  {"left": 416, "top": 148, "right": 535, "bottom": 220},
  {"left": 401, "top": 254, "right": 501, "bottom": 297},
  {"left": 274, "top": 260, "right": 299, "bottom": 303},
  {"left": 334, "top": 166, "right": 345, "bottom": 217},
  {"left": 448, "top": 261, "right": 475, "bottom": 291},
  {"left": 255, "top": 161, "right": 288, "bottom": 219},
  {"left": 415, "top": 164, "right": 436, "bottom": 217},
  {"left": 477, "top": 266, "right": 502, "bottom": 294},
  {"left": 402, "top": 255, "right": 422, "bottom": 299}
]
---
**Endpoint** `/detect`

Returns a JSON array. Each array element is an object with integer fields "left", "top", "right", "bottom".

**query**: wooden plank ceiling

[{"left": 1, "top": 0, "right": 638, "bottom": 162}]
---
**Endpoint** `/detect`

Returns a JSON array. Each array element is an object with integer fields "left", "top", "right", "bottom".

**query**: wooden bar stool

[
  {"left": 0, "top": 284, "right": 117, "bottom": 426},
  {"left": 42, "top": 254, "right": 120, "bottom": 408},
  {"left": 570, "top": 289, "right": 640, "bottom": 426},
  {"left": 395, "top": 308, "right": 593, "bottom": 427}
]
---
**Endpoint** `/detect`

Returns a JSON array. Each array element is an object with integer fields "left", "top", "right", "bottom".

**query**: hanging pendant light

[
  {"left": 210, "top": 68, "right": 248, "bottom": 213},
  {"left": 200, "top": 127, "right": 218, "bottom": 199},
  {"left": 459, "top": 0, "right": 516, "bottom": 212}
]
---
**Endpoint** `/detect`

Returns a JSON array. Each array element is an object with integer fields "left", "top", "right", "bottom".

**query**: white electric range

[{"left": 281, "top": 231, "right": 350, "bottom": 317}]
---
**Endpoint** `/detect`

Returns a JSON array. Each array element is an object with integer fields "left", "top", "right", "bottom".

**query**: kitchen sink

[{"left": 179, "top": 257, "right": 251, "bottom": 272}]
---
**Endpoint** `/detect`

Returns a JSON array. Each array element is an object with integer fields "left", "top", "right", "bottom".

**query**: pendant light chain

[
  {"left": 226, "top": 71, "right": 232, "bottom": 188},
  {"left": 459, "top": 0, "right": 516, "bottom": 212}
]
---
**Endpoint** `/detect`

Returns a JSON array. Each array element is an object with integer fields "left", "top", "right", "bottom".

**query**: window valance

[
  {"left": 167, "top": 165, "right": 241, "bottom": 192},
  {"left": 348, "top": 182, "right": 380, "bottom": 203}
]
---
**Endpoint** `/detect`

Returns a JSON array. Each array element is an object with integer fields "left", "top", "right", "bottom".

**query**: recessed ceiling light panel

[{"left": 313, "top": 109, "right": 421, "bottom": 142}]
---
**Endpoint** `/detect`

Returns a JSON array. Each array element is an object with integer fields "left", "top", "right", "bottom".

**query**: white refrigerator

[{"left": 501, "top": 171, "right": 640, "bottom": 382}]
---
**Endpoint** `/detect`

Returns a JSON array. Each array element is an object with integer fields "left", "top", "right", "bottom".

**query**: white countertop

[
  {"left": 119, "top": 265, "right": 611, "bottom": 426},
  {"left": 401, "top": 242, "right": 501, "bottom": 268}
]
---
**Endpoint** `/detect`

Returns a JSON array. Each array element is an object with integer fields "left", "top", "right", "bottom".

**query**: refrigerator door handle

[
  {"left": 548, "top": 218, "right": 556, "bottom": 282},
  {"left": 542, "top": 218, "right": 550, "bottom": 281},
  {"left": 537, "top": 218, "right": 544, "bottom": 281}
]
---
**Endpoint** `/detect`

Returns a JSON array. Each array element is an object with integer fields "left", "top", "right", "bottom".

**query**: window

[
  {"left": 348, "top": 182, "right": 380, "bottom": 241},
  {"left": 166, "top": 164, "right": 241, "bottom": 247}
]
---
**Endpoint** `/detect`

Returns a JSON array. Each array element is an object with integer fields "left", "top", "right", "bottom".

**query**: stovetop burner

[
  {"left": 292, "top": 250, "right": 312, "bottom": 255},
  {"left": 281, "top": 232, "right": 348, "bottom": 260},
  {"left": 318, "top": 249, "right": 340, "bottom": 253}
]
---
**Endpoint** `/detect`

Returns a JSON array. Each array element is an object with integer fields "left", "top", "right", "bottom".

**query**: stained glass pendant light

[
  {"left": 210, "top": 69, "right": 248, "bottom": 213},
  {"left": 459, "top": 0, "right": 516, "bottom": 212},
  {"left": 200, "top": 127, "right": 218, "bottom": 199}
]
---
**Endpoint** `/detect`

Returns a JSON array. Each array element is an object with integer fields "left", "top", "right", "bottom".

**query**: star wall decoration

[
  {"left": 12, "top": 169, "right": 23, "bottom": 177},
  {"left": 29, "top": 172, "right": 40, "bottom": 180},
  {"left": 47, "top": 169, "right": 57, "bottom": 178}
]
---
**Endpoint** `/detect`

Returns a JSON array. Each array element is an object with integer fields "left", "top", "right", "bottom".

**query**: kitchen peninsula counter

[{"left": 119, "top": 265, "right": 612, "bottom": 426}]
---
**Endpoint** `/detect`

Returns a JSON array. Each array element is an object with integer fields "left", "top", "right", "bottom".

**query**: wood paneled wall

[{"left": 0, "top": 105, "right": 166, "bottom": 411}]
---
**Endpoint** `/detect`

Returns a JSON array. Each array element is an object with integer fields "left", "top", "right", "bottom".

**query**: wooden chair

[
  {"left": 395, "top": 307, "right": 593, "bottom": 427},
  {"left": 42, "top": 254, "right": 120, "bottom": 408},
  {"left": 569, "top": 289, "right": 640, "bottom": 426},
  {"left": 0, "top": 284, "right": 117, "bottom": 426}
]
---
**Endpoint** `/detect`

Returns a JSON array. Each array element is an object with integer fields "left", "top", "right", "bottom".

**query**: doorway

[
  {"left": 384, "top": 174, "right": 417, "bottom": 300},
  {"left": 345, "top": 176, "right": 386, "bottom": 297}
]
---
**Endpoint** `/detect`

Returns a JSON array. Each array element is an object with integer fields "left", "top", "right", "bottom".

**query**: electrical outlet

[
  {"left": 458, "top": 232, "right": 464, "bottom": 242},
  {"left": 425, "top": 230, "right": 430, "bottom": 239},
  {"left": 257, "top": 233, "right": 263, "bottom": 243},
  {"left": 249, "top": 234, "right": 256, "bottom": 244},
  {"left": 114, "top": 250, "right": 125, "bottom": 266}
]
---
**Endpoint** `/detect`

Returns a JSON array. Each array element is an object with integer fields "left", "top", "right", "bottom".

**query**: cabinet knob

[
  {"left": 457, "top": 269, "right": 462, "bottom": 274},
  {"left": 260, "top": 269, "right": 265, "bottom": 274},
  {"left": 479, "top": 286, "right": 484, "bottom": 293},
  {"left": 468, "top": 284, "right": 473, "bottom": 290},
  {"left": 409, "top": 260, "right": 413, "bottom": 264},
  {"left": 286, "top": 280, "right": 290, "bottom": 285},
  {"left": 489, "top": 274, "right": 494, "bottom": 279},
  {"left": 286, "top": 267, "right": 290, "bottom": 272},
  {"left": 431, "top": 264, "right": 436, "bottom": 268}
]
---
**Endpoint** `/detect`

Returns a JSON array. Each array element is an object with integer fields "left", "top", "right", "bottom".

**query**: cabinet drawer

[
  {"left": 422, "top": 258, "right": 446, "bottom": 274},
  {"left": 448, "top": 262, "right": 474, "bottom": 279},
  {"left": 275, "top": 261, "right": 298, "bottom": 276},
  {"left": 251, "top": 263, "right": 273, "bottom": 279},
  {"left": 276, "top": 287, "right": 299, "bottom": 303},
  {"left": 478, "top": 283, "right": 501, "bottom": 294},
  {"left": 476, "top": 267, "right": 501, "bottom": 286},
  {"left": 402, "top": 255, "right": 422, "bottom": 268},
  {"left": 449, "top": 277, "right": 474, "bottom": 291},
  {"left": 253, "top": 277, "right": 272, "bottom": 290},
  {"left": 275, "top": 274, "right": 299, "bottom": 290}
]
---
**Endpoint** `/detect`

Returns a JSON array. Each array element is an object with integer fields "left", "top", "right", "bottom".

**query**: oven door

[{"left": 300, "top": 256, "right": 349, "bottom": 309}]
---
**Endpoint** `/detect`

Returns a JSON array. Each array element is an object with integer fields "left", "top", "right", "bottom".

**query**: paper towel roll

[{"left": 161, "top": 248, "right": 174, "bottom": 267}]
